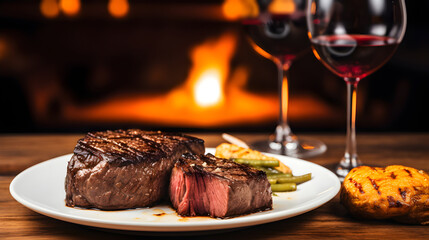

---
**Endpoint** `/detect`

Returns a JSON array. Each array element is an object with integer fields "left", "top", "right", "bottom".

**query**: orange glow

[
  {"left": 59, "top": 0, "right": 80, "bottom": 16},
  {"left": 193, "top": 69, "right": 223, "bottom": 107},
  {"left": 302, "top": 143, "right": 316, "bottom": 150},
  {"left": 281, "top": 74, "right": 289, "bottom": 123},
  {"left": 108, "top": 0, "right": 129, "bottom": 18},
  {"left": 311, "top": 1, "right": 317, "bottom": 15},
  {"left": 55, "top": 32, "right": 339, "bottom": 128},
  {"left": 249, "top": 40, "right": 276, "bottom": 62},
  {"left": 0, "top": 38, "right": 7, "bottom": 60},
  {"left": 269, "top": 0, "right": 295, "bottom": 14},
  {"left": 186, "top": 33, "right": 236, "bottom": 108},
  {"left": 352, "top": 86, "right": 357, "bottom": 127},
  {"left": 222, "top": 0, "right": 259, "bottom": 20},
  {"left": 62, "top": 33, "right": 281, "bottom": 127},
  {"left": 40, "top": 0, "right": 60, "bottom": 18},
  {"left": 312, "top": 48, "right": 321, "bottom": 60}
]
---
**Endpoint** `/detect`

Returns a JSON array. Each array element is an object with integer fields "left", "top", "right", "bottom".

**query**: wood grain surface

[{"left": 1, "top": 133, "right": 428, "bottom": 239}]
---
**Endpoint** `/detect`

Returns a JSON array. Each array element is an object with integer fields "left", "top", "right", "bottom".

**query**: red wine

[
  {"left": 311, "top": 35, "right": 398, "bottom": 80},
  {"left": 243, "top": 14, "right": 310, "bottom": 62}
]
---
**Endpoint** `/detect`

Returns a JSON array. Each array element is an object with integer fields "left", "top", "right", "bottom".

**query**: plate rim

[{"left": 10, "top": 149, "right": 341, "bottom": 232}]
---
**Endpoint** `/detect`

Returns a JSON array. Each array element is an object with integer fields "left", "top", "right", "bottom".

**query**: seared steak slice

[
  {"left": 170, "top": 153, "right": 272, "bottom": 218},
  {"left": 65, "top": 129, "right": 204, "bottom": 210}
]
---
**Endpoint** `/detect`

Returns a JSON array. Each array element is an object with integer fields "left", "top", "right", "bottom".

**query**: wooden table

[{"left": 1, "top": 133, "right": 428, "bottom": 239}]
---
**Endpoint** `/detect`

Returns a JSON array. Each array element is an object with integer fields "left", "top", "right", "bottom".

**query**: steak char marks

[
  {"left": 170, "top": 153, "right": 272, "bottom": 218},
  {"left": 65, "top": 129, "right": 204, "bottom": 210}
]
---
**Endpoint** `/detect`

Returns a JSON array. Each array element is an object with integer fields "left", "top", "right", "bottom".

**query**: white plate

[{"left": 10, "top": 148, "right": 340, "bottom": 233}]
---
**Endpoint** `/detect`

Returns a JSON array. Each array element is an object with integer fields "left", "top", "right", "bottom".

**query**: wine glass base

[
  {"left": 335, "top": 155, "right": 362, "bottom": 182},
  {"left": 251, "top": 137, "right": 327, "bottom": 158},
  {"left": 335, "top": 166, "right": 350, "bottom": 182}
]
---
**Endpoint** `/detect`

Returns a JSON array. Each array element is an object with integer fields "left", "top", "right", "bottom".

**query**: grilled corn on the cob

[{"left": 215, "top": 143, "right": 291, "bottom": 173}]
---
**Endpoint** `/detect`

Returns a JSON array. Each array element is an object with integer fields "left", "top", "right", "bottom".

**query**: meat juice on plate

[
  {"left": 243, "top": 14, "right": 310, "bottom": 62},
  {"left": 310, "top": 35, "right": 399, "bottom": 80}
]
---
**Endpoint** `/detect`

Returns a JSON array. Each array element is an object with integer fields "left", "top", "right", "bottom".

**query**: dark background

[{"left": 0, "top": 0, "right": 427, "bottom": 133}]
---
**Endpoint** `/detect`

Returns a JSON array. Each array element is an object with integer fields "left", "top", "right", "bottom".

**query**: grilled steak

[
  {"left": 169, "top": 153, "right": 272, "bottom": 218},
  {"left": 65, "top": 129, "right": 205, "bottom": 210}
]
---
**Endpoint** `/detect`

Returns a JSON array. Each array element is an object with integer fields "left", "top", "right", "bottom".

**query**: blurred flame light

[
  {"left": 183, "top": 33, "right": 235, "bottom": 109},
  {"left": 0, "top": 38, "right": 7, "bottom": 60},
  {"left": 108, "top": 0, "right": 129, "bottom": 18},
  {"left": 311, "top": 1, "right": 317, "bottom": 15},
  {"left": 40, "top": 0, "right": 60, "bottom": 18},
  {"left": 222, "top": 0, "right": 259, "bottom": 20},
  {"left": 63, "top": 32, "right": 279, "bottom": 127},
  {"left": 60, "top": 0, "right": 80, "bottom": 16},
  {"left": 194, "top": 69, "right": 224, "bottom": 108},
  {"left": 269, "top": 0, "right": 296, "bottom": 14}
]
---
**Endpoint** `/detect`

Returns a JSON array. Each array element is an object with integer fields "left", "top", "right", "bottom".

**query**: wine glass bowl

[
  {"left": 243, "top": 13, "right": 309, "bottom": 63},
  {"left": 243, "top": 0, "right": 327, "bottom": 158},
  {"left": 311, "top": 35, "right": 399, "bottom": 80},
  {"left": 307, "top": 0, "right": 407, "bottom": 179}
]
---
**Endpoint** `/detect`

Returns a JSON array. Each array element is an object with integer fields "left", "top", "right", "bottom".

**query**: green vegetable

[
  {"left": 270, "top": 183, "right": 297, "bottom": 192},
  {"left": 271, "top": 173, "right": 312, "bottom": 184},
  {"left": 266, "top": 172, "right": 293, "bottom": 177},
  {"left": 229, "top": 157, "right": 311, "bottom": 192},
  {"left": 253, "top": 167, "right": 278, "bottom": 173},
  {"left": 268, "top": 178, "right": 277, "bottom": 184},
  {"left": 232, "top": 158, "right": 280, "bottom": 167}
]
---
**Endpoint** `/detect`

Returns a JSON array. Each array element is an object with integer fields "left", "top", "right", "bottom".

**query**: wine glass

[
  {"left": 243, "top": 0, "right": 327, "bottom": 158},
  {"left": 306, "top": 0, "right": 407, "bottom": 179}
]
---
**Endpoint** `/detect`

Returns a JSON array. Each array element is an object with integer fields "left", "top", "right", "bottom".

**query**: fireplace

[{"left": 0, "top": 0, "right": 427, "bottom": 132}]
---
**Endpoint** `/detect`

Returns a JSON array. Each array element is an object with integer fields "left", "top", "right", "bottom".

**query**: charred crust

[
  {"left": 399, "top": 187, "right": 407, "bottom": 201},
  {"left": 349, "top": 178, "right": 365, "bottom": 194},
  {"left": 404, "top": 169, "right": 413, "bottom": 177},
  {"left": 73, "top": 129, "right": 204, "bottom": 166},
  {"left": 390, "top": 172, "right": 397, "bottom": 179},
  {"left": 387, "top": 196, "right": 403, "bottom": 208},
  {"left": 176, "top": 153, "right": 266, "bottom": 180},
  {"left": 368, "top": 177, "right": 381, "bottom": 195}
]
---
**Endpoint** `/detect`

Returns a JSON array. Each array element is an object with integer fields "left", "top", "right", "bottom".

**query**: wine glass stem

[
  {"left": 337, "top": 79, "right": 362, "bottom": 178},
  {"left": 274, "top": 60, "right": 296, "bottom": 144}
]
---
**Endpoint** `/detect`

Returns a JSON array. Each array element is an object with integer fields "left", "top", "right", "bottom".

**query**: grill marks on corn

[
  {"left": 404, "top": 169, "right": 413, "bottom": 177},
  {"left": 387, "top": 196, "right": 403, "bottom": 208},
  {"left": 349, "top": 178, "right": 365, "bottom": 194},
  {"left": 341, "top": 165, "right": 429, "bottom": 225},
  {"left": 368, "top": 177, "right": 381, "bottom": 195}
]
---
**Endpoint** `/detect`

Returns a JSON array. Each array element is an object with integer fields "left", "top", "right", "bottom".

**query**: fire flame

[
  {"left": 268, "top": 0, "right": 296, "bottom": 14},
  {"left": 222, "top": 0, "right": 296, "bottom": 20},
  {"left": 177, "top": 33, "right": 236, "bottom": 109},
  {"left": 63, "top": 32, "right": 279, "bottom": 127},
  {"left": 194, "top": 69, "right": 223, "bottom": 107},
  {"left": 59, "top": 0, "right": 80, "bottom": 16},
  {"left": 108, "top": 0, "right": 129, "bottom": 18},
  {"left": 222, "top": 0, "right": 259, "bottom": 20},
  {"left": 40, "top": 0, "right": 60, "bottom": 18}
]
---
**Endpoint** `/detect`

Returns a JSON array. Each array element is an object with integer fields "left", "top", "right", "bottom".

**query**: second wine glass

[
  {"left": 243, "top": 0, "right": 326, "bottom": 158},
  {"left": 306, "top": 0, "right": 407, "bottom": 179}
]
